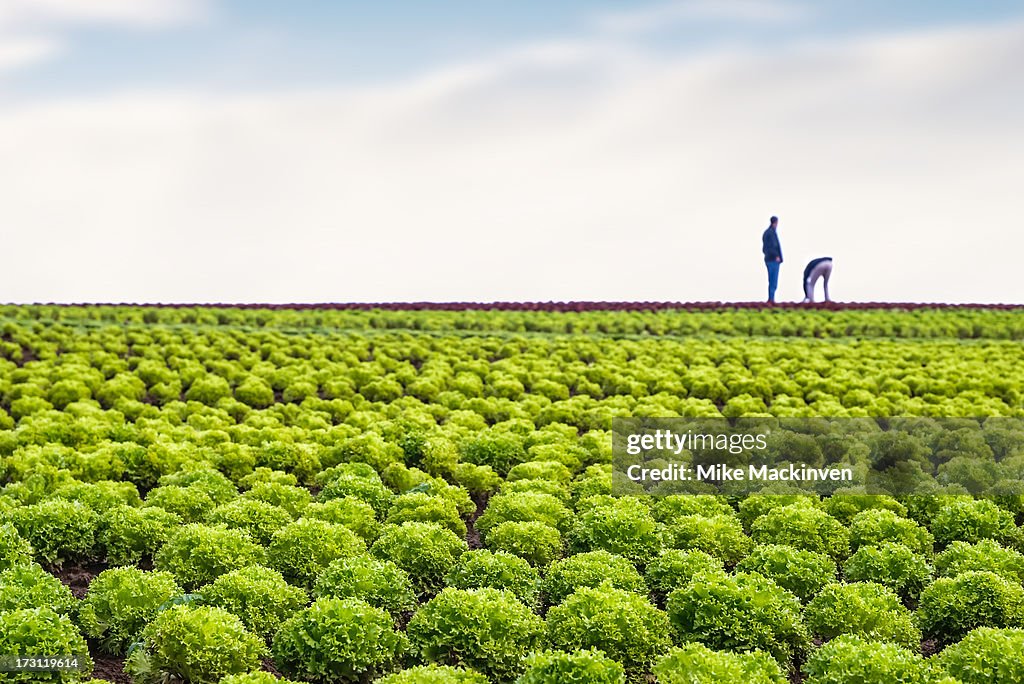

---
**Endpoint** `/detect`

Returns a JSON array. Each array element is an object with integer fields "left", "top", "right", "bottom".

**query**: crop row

[
  {"left": 4, "top": 480, "right": 1024, "bottom": 684},
  {"left": 2, "top": 326, "right": 1023, "bottom": 427},
  {"left": 4, "top": 304, "right": 1024, "bottom": 339},
  {"left": 0, "top": 307, "right": 1023, "bottom": 683}
]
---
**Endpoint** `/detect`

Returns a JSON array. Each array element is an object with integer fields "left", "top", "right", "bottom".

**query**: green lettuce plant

[
  {"left": 157, "top": 468, "right": 238, "bottom": 504},
  {"left": 737, "top": 495, "right": 819, "bottom": 530},
  {"left": 931, "top": 499, "right": 1019, "bottom": 548},
  {"left": 750, "top": 505, "right": 848, "bottom": 561},
  {"left": 13, "top": 498, "right": 98, "bottom": 566},
  {"left": 665, "top": 515, "right": 752, "bottom": 566},
  {"left": 52, "top": 480, "right": 142, "bottom": 512},
  {"left": 821, "top": 493, "right": 907, "bottom": 526},
  {"left": 97, "top": 504, "right": 180, "bottom": 567},
  {"left": 546, "top": 586, "right": 671, "bottom": 681},
  {"left": 242, "top": 482, "right": 312, "bottom": 518},
  {"left": 801, "top": 635, "right": 934, "bottom": 684},
  {"left": 0, "top": 607, "right": 92, "bottom": 683},
  {"left": 0, "top": 523, "right": 33, "bottom": 570},
  {"left": 313, "top": 554, "right": 416, "bottom": 618},
  {"left": 267, "top": 518, "right": 366, "bottom": 589},
  {"left": 143, "top": 485, "right": 215, "bottom": 524},
  {"left": 736, "top": 544, "right": 836, "bottom": 602},
  {"left": 565, "top": 500, "right": 663, "bottom": 566},
  {"left": 934, "top": 539, "right": 1024, "bottom": 582},
  {"left": 199, "top": 566, "right": 307, "bottom": 642},
  {"left": 154, "top": 524, "right": 265, "bottom": 590},
  {"left": 317, "top": 475, "right": 393, "bottom": 518},
  {"left": 937, "top": 627, "right": 1024, "bottom": 684},
  {"left": 0, "top": 562, "right": 77, "bottom": 615},
  {"left": 272, "top": 598, "right": 407, "bottom": 684},
  {"left": 78, "top": 567, "right": 182, "bottom": 655},
  {"left": 666, "top": 572, "right": 808, "bottom": 664},
  {"left": 385, "top": 492, "right": 466, "bottom": 537},
  {"left": 848, "top": 509, "right": 934, "bottom": 555},
  {"left": 301, "top": 497, "right": 381, "bottom": 542},
  {"left": 459, "top": 432, "right": 527, "bottom": 475},
  {"left": 207, "top": 498, "right": 293, "bottom": 546},
  {"left": 475, "top": 492, "right": 572, "bottom": 538},
  {"left": 407, "top": 588, "right": 545, "bottom": 682},
  {"left": 539, "top": 550, "right": 645, "bottom": 608},
  {"left": 517, "top": 649, "right": 626, "bottom": 684},
  {"left": 376, "top": 665, "right": 489, "bottom": 684},
  {"left": 506, "top": 461, "right": 573, "bottom": 484},
  {"left": 652, "top": 494, "right": 735, "bottom": 522},
  {"left": 917, "top": 570, "right": 1024, "bottom": 644},
  {"left": 804, "top": 582, "right": 920, "bottom": 649},
  {"left": 371, "top": 522, "right": 467, "bottom": 598},
  {"left": 126, "top": 605, "right": 265, "bottom": 684},
  {"left": 644, "top": 549, "right": 725, "bottom": 605},
  {"left": 654, "top": 643, "right": 786, "bottom": 684},
  {"left": 500, "top": 478, "right": 571, "bottom": 503},
  {"left": 842, "top": 542, "right": 932, "bottom": 601},
  {"left": 486, "top": 521, "right": 562, "bottom": 567},
  {"left": 445, "top": 549, "right": 540, "bottom": 606},
  {"left": 218, "top": 672, "right": 302, "bottom": 684}
]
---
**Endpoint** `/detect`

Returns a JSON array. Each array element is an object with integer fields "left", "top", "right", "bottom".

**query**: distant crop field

[{"left": 0, "top": 305, "right": 1022, "bottom": 684}]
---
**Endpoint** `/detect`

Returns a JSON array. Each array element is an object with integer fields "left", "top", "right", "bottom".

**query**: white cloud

[
  {"left": 591, "top": 0, "right": 811, "bottom": 34},
  {"left": 0, "top": 0, "right": 209, "bottom": 75},
  {"left": 0, "top": 20, "right": 1022, "bottom": 304},
  {"left": 0, "top": 0, "right": 206, "bottom": 30},
  {"left": 0, "top": 36, "right": 60, "bottom": 73}
]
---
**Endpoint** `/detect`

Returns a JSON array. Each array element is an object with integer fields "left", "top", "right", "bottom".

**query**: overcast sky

[{"left": 1, "top": 0, "right": 1022, "bottom": 304}]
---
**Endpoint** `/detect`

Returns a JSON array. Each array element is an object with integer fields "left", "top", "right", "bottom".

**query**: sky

[{"left": 1, "top": 0, "right": 1023, "bottom": 304}]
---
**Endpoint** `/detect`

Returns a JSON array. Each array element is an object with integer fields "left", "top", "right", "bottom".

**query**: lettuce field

[{"left": 2, "top": 303, "right": 1024, "bottom": 684}]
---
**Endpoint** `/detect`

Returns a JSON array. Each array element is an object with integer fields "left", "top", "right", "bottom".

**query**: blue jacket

[{"left": 762, "top": 227, "right": 782, "bottom": 263}]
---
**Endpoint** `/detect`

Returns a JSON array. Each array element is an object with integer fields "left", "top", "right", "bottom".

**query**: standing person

[
  {"left": 762, "top": 216, "right": 783, "bottom": 303},
  {"left": 802, "top": 257, "right": 833, "bottom": 303}
]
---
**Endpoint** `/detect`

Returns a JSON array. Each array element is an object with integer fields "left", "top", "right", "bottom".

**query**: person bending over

[{"left": 802, "top": 257, "right": 833, "bottom": 303}]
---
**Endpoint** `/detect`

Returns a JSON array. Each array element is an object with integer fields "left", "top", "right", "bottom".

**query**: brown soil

[
  {"left": 91, "top": 653, "right": 130, "bottom": 684},
  {"left": 50, "top": 560, "right": 107, "bottom": 599},
  {"left": 262, "top": 657, "right": 284, "bottom": 677},
  {"left": 465, "top": 494, "right": 488, "bottom": 550},
  {"left": 46, "top": 562, "right": 130, "bottom": 682}
]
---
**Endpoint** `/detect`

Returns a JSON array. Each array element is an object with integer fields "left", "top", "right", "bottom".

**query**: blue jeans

[{"left": 765, "top": 260, "right": 780, "bottom": 302}]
